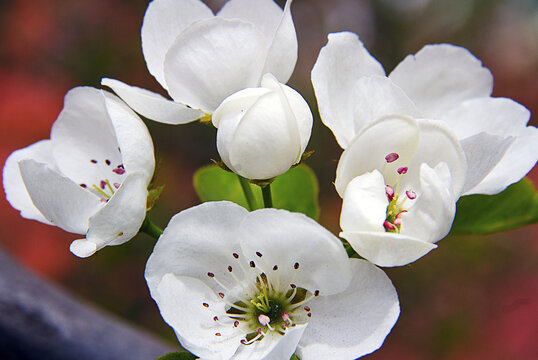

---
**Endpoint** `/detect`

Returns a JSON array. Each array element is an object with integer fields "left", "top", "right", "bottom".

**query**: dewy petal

[
  {"left": 50, "top": 87, "right": 122, "bottom": 187},
  {"left": 340, "top": 171, "right": 388, "bottom": 233},
  {"left": 260, "top": 0, "right": 298, "bottom": 84},
  {"left": 239, "top": 208, "right": 351, "bottom": 296},
  {"left": 155, "top": 273, "right": 241, "bottom": 360},
  {"left": 389, "top": 44, "right": 493, "bottom": 118},
  {"left": 18, "top": 159, "right": 102, "bottom": 235},
  {"left": 3, "top": 140, "right": 55, "bottom": 224},
  {"left": 227, "top": 82, "right": 301, "bottom": 179},
  {"left": 460, "top": 132, "right": 514, "bottom": 195},
  {"left": 400, "top": 163, "right": 457, "bottom": 243},
  {"left": 408, "top": 119, "right": 467, "bottom": 197},
  {"left": 441, "top": 97, "right": 530, "bottom": 139},
  {"left": 351, "top": 75, "right": 421, "bottom": 135},
  {"left": 145, "top": 202, "right": 248, "bottom": 297},
  {"left": 340, "top": 231, "right": 437, "bottom": 267},
  {"left": 141, "top": 0, "right": 213, "bottom": 88},
  {"left": 335, "top": 115, "right": 420, "bottom": 197},
  {"left": 311, "top": 31, "right": 385, "bottom": 148},
  {"left": 102, "top": 90, "right": 155, "bottom": 184},
  {"left": 471, "top": 125, "right": 538, "bottom": 195},
  {"left": 79, "top": 172, "right": 148, "bottom": 258},
  {"left": 101, "top": 78, "right": 203, "bottom": 124},
  {"left": 298, "top": 259, "right": 399, "bottom": 360},
  {"left": 164, "top": 18, "right": 266, "bottom": 112}
]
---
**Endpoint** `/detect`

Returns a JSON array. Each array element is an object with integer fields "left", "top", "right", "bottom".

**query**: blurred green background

[{"left": 0, "top": 0, "right": 537, "bottom": 358}]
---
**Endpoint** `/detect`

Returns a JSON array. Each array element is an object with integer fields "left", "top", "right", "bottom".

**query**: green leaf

[
  {"left": 193, "top": 164, "right": 320, "bottom": 219},
  {"left": 451, "top": 178, "right": 538, "bottom": 234},
  {"left": 155, "top": 351, "right": 197, "bottom": 360}
]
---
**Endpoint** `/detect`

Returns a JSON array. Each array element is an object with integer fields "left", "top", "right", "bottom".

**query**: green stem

[
  {"left": 140, "top": 215, "right": 163, "bottom": 240},
  {"left": 261, "top": 184, "right": 273, "bottom": 208},
  {"left": 237, "top": 175, "right": 257, "bottom": 211},
  {"left": 290, "top": 354, "right": 300, "bottom": 360}
]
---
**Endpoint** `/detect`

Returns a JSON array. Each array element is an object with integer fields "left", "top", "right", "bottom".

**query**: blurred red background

[{"left": 0, "top": 0, "right": 536, "bottom": 358}]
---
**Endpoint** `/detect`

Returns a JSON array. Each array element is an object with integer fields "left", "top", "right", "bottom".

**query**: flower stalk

[
  {"left": 140, "top": 215, "right": 163, "bottom": 240},
  {"left": 237, "top": 174, "right": 257, "bottom": 211},
  {"left": 261, "top": 184, "right": 273, "bottom": 208}
]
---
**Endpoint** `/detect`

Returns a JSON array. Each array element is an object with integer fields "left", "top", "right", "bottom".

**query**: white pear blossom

[
  {"left": 146, "top": 201, "right": 400, "bottom": 359},
  {"left": 212, "top": 74, "right": 312, "bottom": 180},
  {"left": 2, "top": 87, "right": 155, "bottom": 258},
  {"left": 102, "top": 0, "right": 297, "bottom": 125},
  {"left": 337, "top": 115, "right": 467, "bottom": 267},
  {"left": 312, "top": 31, "right": 538, "bottom": 195}
]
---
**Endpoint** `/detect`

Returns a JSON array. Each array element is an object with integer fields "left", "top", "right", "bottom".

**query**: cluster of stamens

[
  {"left": 382, "top": 153, "right": 417, "bottom": 233},
  {"left": 79, "top": 157, "right": 126, "bottom": 202},
  {"left": 204, "top": 251, "right": 319, "bottom": 346}
]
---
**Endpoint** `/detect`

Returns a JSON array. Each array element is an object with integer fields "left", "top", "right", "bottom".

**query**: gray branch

[{"left": 0, "top": 247, "right": 174, "bottom": 360}]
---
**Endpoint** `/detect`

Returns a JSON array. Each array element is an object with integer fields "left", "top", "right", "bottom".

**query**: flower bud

[{"left": 212, "top": 74, "right": 313, "bottom": 180}]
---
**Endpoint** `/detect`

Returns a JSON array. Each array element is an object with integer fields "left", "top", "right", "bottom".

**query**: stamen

[
  {"left": 90, "top": 159, "right": 97, "bottom": 164},
  {"left": 113, "top": 167, "right": 125, "bottom": 175},
  {"left": 385, "top": 153, "right": 399, "bottom": 163},
  {"left": 256, "top": 252, "right": 263, "bottom": 257},
  {"left": 100, "top": 180, "right": 107, "bottom": 190},
  {"left": 105, "top": 159, "right": 111, "bottom": 166},
  {"left": 258, "top": 314, "right": 270, "bottom": 326},
  {"left": 113, "top": 182, "right": 120, "bottom": 189},
  {"left": 397, "top": 167, "right": 408, "bottom": 175},
  {"left": 406, "top": 190, "right": 417, "bottom": 200},
  {"left": 273, "top": 265, "right": 278, "bottom": 271},
  {"left": 202, "top": 303, "right": 209, "bottom": 308},
  {"left": 385, "top": 185, "right": 395, "bottom": 201},
  {"left": 80, "top": 184, "right": 87, "bottom": 188},
  {"left": 384, "top": 220, "right": 397, "bottom": 231}
]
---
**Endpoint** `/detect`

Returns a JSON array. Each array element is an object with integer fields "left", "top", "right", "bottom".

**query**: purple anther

[
  {"left": 406, "top": 190, "right": 417, "bottom": 200},
  {"left": 393, "top": 218, "right": 402, "bottom": 227},
  {"left": 113, "top": 182, "right": 120, "bottom": 189},
  {"left": 105, "top": 159, "right": 111, "bottom": 166},
  {"left": 397, "top": 167, "right": 408, "bottom": 175},
  {"left": 384, "top": 220, "right": 396, "bottom": 231},
  {"left": 112, "top": 168, "right": 125, "bottom": 175},
  {"left": 90, "top": 159, "right": 97, "bottom": 164},
  {"left": 385, "top": 185, "right": 395, "bottom": 201},
  {"left": 395, "top": 210, "right": 407, "bottom": 219},
  {"left": 385, "top": 153, "right": 399, "bottom": 163},
  {"left": 100, "top": 180, "right": 106, "bottom": 189}
]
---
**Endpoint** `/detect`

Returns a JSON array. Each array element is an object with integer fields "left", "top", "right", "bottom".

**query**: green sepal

[
  {"left": 451, "top": 178, "right": 538, "bottom": 234},
  {"left": 193, "top": 164, "right": 320, "bottom": 220},
  {"left": 146, "top": 185, "right": 164, "bottom": 211},
  {"left": 155, "top": 351, "right": 197, "bottom": 360}
]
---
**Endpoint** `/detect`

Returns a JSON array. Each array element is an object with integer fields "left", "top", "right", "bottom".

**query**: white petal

[
  {"left": 261, "top": 0, "right": 298, "bottom": 83},
  {"left": 3, "top": 140, "right": 55, "bottom": 224},
  {"left": 50, "top": 87, "right": 123, "bottom": 188},
  {"left": 311, "top": 31, "right": 385, "bottom": 148},
  {"left": 470, "top": 125, "right": 538, "bottom": 195},
  {"left": 262, "top": 74, "right": 313, "bottom": 158},
  {"left": 408, "top": 119, "right": 467, "bottom": 197},
  {"left": 69, "top": 239, "right": 98, "bottom": 258},
  {"left": 351, "top": 75, "right": 421, "bottom": 134},
  {"left": 145, "top": 202, "right": 249, "bottom": 297},
  {"left": 81, "top": 172, "right": 148, "bottom": 257},
  {"left": 239, "top": 208, "right": 351, "bottom": 296},
  {"left": 101, "top": 78, "right": 203, "bottom": 124},
  {"left": 335, "top": 115, "right": 420, "bottom": 197},
  {"left": 214, "top": 88, "right": 271, "bottom": 173},
  {"left": 164, "top": 18, "right": 266, "bottom": 112},
  {"left": 227, "top": 85, "right": 301, "bottom": 179},
  {"left": 341, "top": 231, "right": 437, "bottom": 267},
  {"left": 340, "top": 171, "right": 388, "bottom": 233},
  {"left": 441, "top": 97, "right": 530, "bottom": 139},
  {"left": 18, "top": 159, "right": 101, "bottom": 234},
  {"left": 233, "top": 324, "right": 307, "bottom": 360},
  {"left": 217, "top": 0, "right": 283, "bottom": 42},
  {"left": 141, "top": 0, "right": 213, "bottom": 88},
  {"left": 400, "top": 163, "right": 457, "bottom": 243},
  {"left": 102, "top": 91, "right": 155, "bottom": 184},
  {"left": 389, "top": 44, "right": 493, "bottom": 118},
  {"left": 460, "top": 133, "right": 514, "bottom": 195},
  {"left": 298, "top": 259, "right": 399, "bottom": 360},
  {"left": 155, "top": 273, "right": 241, "bottom": 360}
]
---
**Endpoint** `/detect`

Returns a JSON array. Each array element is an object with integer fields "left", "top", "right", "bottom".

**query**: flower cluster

[{"left": 2, "top": 0, "right": 536, "bottom": 359}]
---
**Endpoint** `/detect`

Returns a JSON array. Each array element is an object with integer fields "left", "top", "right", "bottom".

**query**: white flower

[
  {"left": 337, "top": 115, "right": 467, "bottom": 267},
  {"left": 312, "top": 31, "right": 538, "bottom": 195},
  {"left": 212, "top": 74, "right": 312, "bottom": 180},
  {"left": 2, "top": 87, "right": 155, "bottom": 258},
  {"left": 102, "top": 0, "right": 297, "bottom": 125},
  {"left": 145, "top": 201, "right": 400, "bottom": 359}
]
